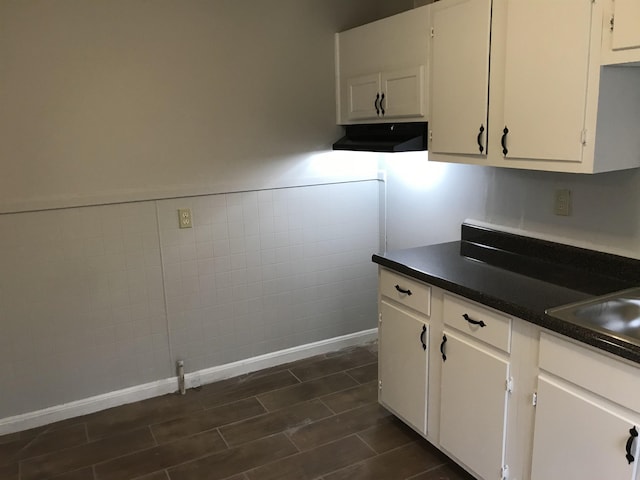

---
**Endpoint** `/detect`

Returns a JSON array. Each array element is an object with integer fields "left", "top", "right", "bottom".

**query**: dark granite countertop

[{"left": 372, "top": 224, "right": 640, "bottom": 364}]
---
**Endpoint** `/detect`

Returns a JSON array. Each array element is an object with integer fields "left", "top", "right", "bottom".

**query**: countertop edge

[{"left": 373, "top": 253, "right": 640, "bottom": 365}]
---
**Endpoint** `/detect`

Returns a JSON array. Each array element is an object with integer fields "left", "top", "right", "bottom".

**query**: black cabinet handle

[
  {"left": 374, "top": 93, "right": 380, "bottom": 115},
  {"left": 395, "top": 285, "right": 412, "bottom": 296},
  {"left": 477, "top": 124, "right": 485, "bottom": 153},
  {"left": 380, "top": 93, "right": 385, "bottom": 115},
  {"left": 420, "top": 325, "right": 427, "bottom": 351},
  {"left": 463, "top": 313, "right": 486, "bottom": 328},
  {"left": 440, "top": 334, "right": 447, "bottom": 361},
  {"left": 626, "top": 426, "right": 638, "bottom": 464},
  {"left": 501, "top": 126, "right": 509, "bottom": 156}
]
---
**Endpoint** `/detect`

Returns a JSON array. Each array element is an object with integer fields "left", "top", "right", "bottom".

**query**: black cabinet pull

[
  {"left": 374, "top": 93, "right": 380, "bottom": 115},
  {"left": 440, "top": 334, "right": 447, "bottom": 361},
  {"left": 420, "top": 324, "right": 427, "bottom": 351},
  {"left": 501, "top": 126, "right": 509, "bottom": 156},
  {"left": 463, "top": 313, "right": 486, "bottom": 328},
  {"left": 477, "top": 124, "right": 485, "bottom": 153},
  {"left": 380, "top": 93, "right": 385, "bottom": 115},
  {"left": 394, "top": 285, "right": 412, "bottom": 296},
  {"left": 626, "top": 426, "right": 638, "bottom": 464}
]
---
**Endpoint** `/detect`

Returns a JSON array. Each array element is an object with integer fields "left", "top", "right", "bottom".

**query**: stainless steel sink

[{"left": 546, "top": 287, "right": 640, "bottom": 345}]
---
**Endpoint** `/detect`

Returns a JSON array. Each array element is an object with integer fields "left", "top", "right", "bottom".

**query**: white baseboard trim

[{"left": 0, "top": 328, "right": 377, "bottom": 435}]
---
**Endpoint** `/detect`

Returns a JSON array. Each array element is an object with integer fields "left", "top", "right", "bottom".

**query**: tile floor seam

[
  {"left": 252, "top": 395, "right": 268, "bottom": 413},
  {"left": 354, "top": 432, "right": 378, "bottom": 454},
  {"left": 83, "top": 423, "right": 90, "bottom": 444},
  {"left": 164, "top": 431, "right": 298, "bottom": 479},
  {"left": 129, "top": 468, "right": 168, "bottom": 480},
  {"left": 288, "top": 428, "right": 376, "bottom": 454},
  {"left": 80, "top": 429, "right": 210, "bottom": 479},
  {"left": 148, "top": 425, "right": 159, "bottom": 446},
  {"left": 233, "top": 433, "right": 309, "bottom": 478},
  {"left": 287, "top": 369, "right": 304, "bottom": 383},
  {"left": 405, "top": 461, "right": 455, "bottom": 480},
  {"left": 316, "top": 398, "right": 338, "bottom": 416},
  {"left": 217, "top": 426, "right": 230, "bottom": 449},
  {"left": 318, "top": 456, "right": 369, "bottom": 479},
  {"left": 315, "top": 380, "right": 377, "bottom": 406}
]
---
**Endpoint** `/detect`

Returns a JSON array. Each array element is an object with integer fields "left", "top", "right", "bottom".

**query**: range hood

[{"left": 332, "top": 122, "right": 428, "bottom": 152}]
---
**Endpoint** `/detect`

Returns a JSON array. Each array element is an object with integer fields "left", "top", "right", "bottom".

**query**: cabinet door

[
  {"left": 381, "top": 66, "right": 425, "bottom": 119},
  {"left": 611, "top": 0, "right": 640, "bottom": 51},
  {"left": 531, "top": 375, "right": 640, "bottom": 480},
  {"left": 346, "top": 73, "right": 381, "bottom": 121},
  {"left": 429, "top": 0, "right": 491, "bottom": 156},
  {"left": 500, "top": 0, "right": 592, "bottom": 162},
  {"left": 440, "top": 331, "right": 509, "bottom": 480},
  {"left": 379, "top": 300, "right": 428, "bottom": 435}
]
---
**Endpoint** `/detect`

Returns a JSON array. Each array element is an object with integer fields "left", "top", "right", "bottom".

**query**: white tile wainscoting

[{"left": 0, "top": 180, "right": 380, "bottom": 429}]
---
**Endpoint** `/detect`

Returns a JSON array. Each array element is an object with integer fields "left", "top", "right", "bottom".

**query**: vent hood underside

[{"left": 332, "top": 122, "right": 428, "bottom": 152}]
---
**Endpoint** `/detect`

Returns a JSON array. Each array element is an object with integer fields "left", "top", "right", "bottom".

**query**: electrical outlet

[
  {"left": 178, "top": 208, "right": 193, "bottom": 228},
  {"left": 554, "top": 189, "right": 571, "bottom": 216}
]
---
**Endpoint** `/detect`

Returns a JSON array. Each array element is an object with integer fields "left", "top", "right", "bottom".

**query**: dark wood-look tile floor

[{"left": 0, "top": 343, "right": 476, "bottom": 480}]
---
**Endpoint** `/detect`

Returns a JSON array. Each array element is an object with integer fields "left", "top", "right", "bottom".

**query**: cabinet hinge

[
  {"left": 581, "top": 129, "right": 588, "bottom": 146},
  {"left": 379, "top": 312, "right": 382, "bottom": 324},
  {"left": 532, "top": 392, "right": 538, "bottom": 407},
  {"left": 430, "top": 27, "right": 435, "bottom": 38},
  {"left": 378, "top": 380, "right": 382, "bottom": 390},
  {"left": 610, "top": 15, "right": 615, "bottom": 32},
  {"left": 429, "top": 130, "right": 433, "bottom": 142},
  {"left": 505, "top": 377, "right": 514, "bottom": 394},
  {"left": 501, "top": 464, "right": 510, "bottom": 480}
]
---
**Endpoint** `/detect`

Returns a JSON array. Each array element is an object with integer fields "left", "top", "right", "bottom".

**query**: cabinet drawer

[
  {"left": 379, "top": 269, "right": 431, "bottom": 316},
  {"left": 443, "top": 294, "right": 511, "bottom": 353},
  {"left": 539, "top": 333, "right": 640, "bottom": 413}
]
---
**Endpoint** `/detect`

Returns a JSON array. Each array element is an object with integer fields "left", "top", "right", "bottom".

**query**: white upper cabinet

[
  {"left": 428, "top": 0, "right": 640, "bottom": 173},
  {"left": 429, "top": 0, "right": 491, "bottom": 156},
  {"left": 336, "top": 6, "right": 430, "bottom": 125},
  {"left": 499, "top": 0, "right": 592, "bottom": 163},
  {"left": 602, "top": 0, "right": 640, "bottom": 64}
]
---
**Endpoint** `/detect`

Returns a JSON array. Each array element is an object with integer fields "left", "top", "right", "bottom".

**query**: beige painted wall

[{"left": 0, "top": 0, "right": 410, "bottom": 212}]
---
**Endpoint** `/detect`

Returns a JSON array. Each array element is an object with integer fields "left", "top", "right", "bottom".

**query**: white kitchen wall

[
  {"left": 0, "top": 0, "right": 401, "bottom": 422},
  {"left": 479, "top": 167, "right": 640, "bottom": 258},
  {"left": 381, "top": 153, "right": 490, "bottom": 250},
  {"left": 0, "top": 0, "right": 411, "bottom": 213}
]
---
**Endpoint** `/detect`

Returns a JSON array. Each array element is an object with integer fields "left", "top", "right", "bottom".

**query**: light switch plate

[{"left": 178, "top": 208, "right": 193, "bottom": 228}]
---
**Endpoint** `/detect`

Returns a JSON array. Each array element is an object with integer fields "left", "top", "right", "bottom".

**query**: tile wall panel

[
  {"left": 157, "top": 181, "right": 380, "bottom": 372},
  {"left": 0, "top": 181, "right": 380, "bottom": 419},
  {"left": 0, "top": 202, "right": 171, "bottom": 418}
]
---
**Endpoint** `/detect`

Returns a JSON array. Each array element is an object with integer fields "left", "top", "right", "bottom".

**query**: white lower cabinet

[
  {"left": 531, "top": 375, "right": 640, "bottom": 480},
  {"left": 379, "top": 300, "right": 429, "bottom": 434},
  {"left": 378, "top": 269, "right": 431, "bottom": 435},
  {"left": 439, "top": 331, "right": 510, "bottom": 480},
  {"left": 531, "top": 333, "right": 640, "bottom": 480},
  {"left": 439, "top": 294, "right": 513, "bottom": 479},
  {"left": 377, "top": 268, "right": 640, "bottom": 480}
]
